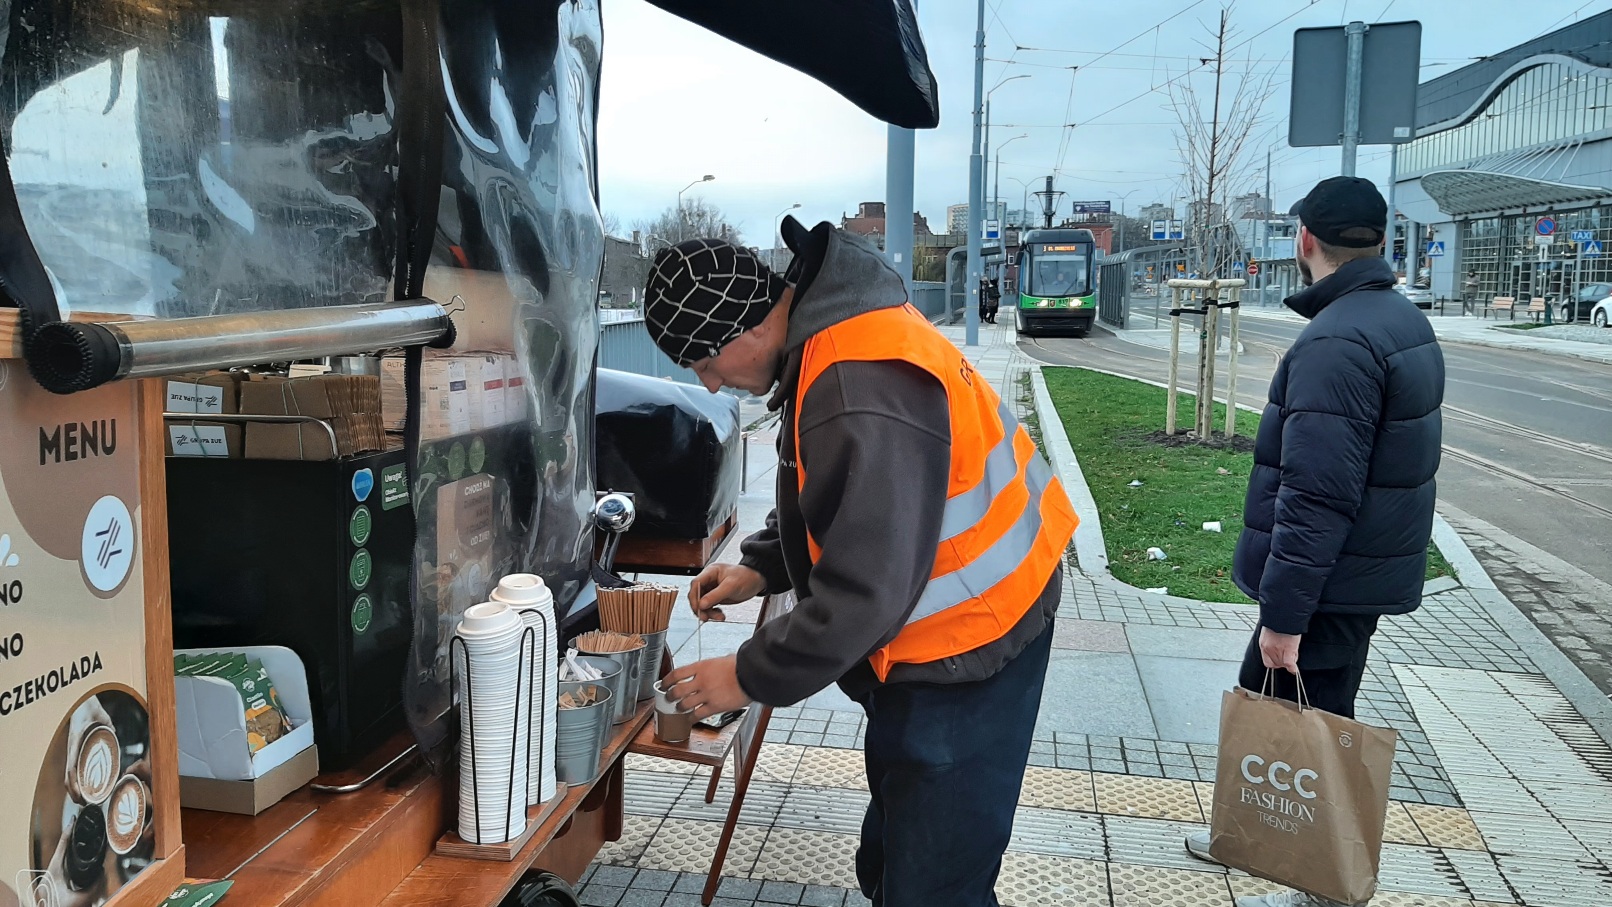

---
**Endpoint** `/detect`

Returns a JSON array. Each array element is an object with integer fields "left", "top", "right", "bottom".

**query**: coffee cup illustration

[
  {"left": 71, "top": 724, "right": 120, "bottom": 806},
  {"left": 106, "top": 775, "right": 149, "bottom": 855},
  {"left": 65, "top": 803, "right": 108, "bottom": 893}
]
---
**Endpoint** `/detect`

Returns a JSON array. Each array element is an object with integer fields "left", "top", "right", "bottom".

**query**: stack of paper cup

[
  {"left": 491, "top": 574, "right": 558, "bottom": 805},
  {"left": 454, "top": 601, "right": 530, "bottom": 844}
]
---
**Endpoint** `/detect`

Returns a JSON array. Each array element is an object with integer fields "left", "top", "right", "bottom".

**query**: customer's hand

[
  {"left": 688, "top": 564, "right": 765, "bottom": 623},
  {"left": 665, "top": 655, "right": 754, "bottom": 720},
  {"left": 1259, "top": 627, "right": 1302, "bottom": 675}
]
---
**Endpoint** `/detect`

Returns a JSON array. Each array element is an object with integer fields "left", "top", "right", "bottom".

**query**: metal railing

[{"left": 598, "top": 316, "right": 697, "bottom": 385}]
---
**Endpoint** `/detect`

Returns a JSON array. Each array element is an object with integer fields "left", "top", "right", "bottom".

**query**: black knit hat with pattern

[{"left": 643, "top": 238, "right": 787, "bottom": 367}]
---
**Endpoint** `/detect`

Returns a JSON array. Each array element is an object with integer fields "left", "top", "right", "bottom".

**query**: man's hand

[
  {"left": 664, "top": 654, "right": 754, "bottom": 720},
  {"left": 1259, "top": 627, "right": 1302, "bottom": 675},
  {"left": 688, "top": 564, "right": 766, "bottom": 623}
]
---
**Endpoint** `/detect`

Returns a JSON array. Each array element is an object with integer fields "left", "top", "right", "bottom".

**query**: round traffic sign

[
  {"left": 1247, "top": 262, "right": 1261, "bottom": 276},
  {"left": 1536, "top": 216, "right": 1557, "bottom": 236}
]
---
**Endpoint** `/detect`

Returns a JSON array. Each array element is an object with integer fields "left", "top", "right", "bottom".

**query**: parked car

[
  {"left": 1398, "top": 280, "right": 1434, "bottom": 309},
  {"left": 1593, "top": 294, "right": 1612, "bottom": 327},
  {"left": 1563, "top": 283, "right": 1612, "bottom": 323}
]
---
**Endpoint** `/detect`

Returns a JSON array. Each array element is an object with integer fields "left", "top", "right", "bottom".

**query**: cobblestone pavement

[{"left": 579, "top": 320, "right": 1612, "bottom": 906}]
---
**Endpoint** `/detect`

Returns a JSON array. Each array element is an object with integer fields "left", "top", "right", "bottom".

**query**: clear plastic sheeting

[{"left": 1, "top": 0, "right": 604, "bottom": 767}]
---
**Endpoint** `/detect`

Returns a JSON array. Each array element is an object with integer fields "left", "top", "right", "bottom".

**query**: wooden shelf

[
  {"left": 378, "top": 706, "right": 653, "bottom": 906},
  {"left": 627, "top": 713, "right": 745, "bottom": 767},
  {"left": 608, "top": 511, "right": 738, "bottom": 576}
]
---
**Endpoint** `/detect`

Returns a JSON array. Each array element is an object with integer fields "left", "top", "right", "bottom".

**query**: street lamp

[
  {"left": 982, "top": 75, "right": 1031, "bottom": 232},
  {"left": 1113, "top": 189, "right": 1138, "bottom": 254},
  {"left": 773, "top": 203, "right": 801, "bottom": 271},
  {"left": 993, "top": 134, "right": 1028, "bottom": 234},
  {"left": 677, "top": 174, "right": 716, "bottom": 241},
  {"left": 1009, "top": 176, "right": 1036, "bottom": 229}
]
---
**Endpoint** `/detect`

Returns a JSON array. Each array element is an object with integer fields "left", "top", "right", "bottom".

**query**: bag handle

[{"left": 1260, "top": 668, "right": 1312, "bottom": 711}]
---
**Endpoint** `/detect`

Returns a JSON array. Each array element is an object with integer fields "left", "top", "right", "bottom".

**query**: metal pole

[
  {"left": 1385, "top": 144, "right": 1399, "bottom": 274},
  {"left": 965, "top": 0, "right": 985, "bottom": 346},
  {"left": 1201, "top": 285, "right": 1220, "bottom": 438},
  {"left": 1196, "top": 289, "right": 1212, "bottom": 437},
  {"left": 1167, "top": 285, "right": 1182, "bottom": 436},
  {"left": 887, "top": 126, "right": 915, "bottom": 296},
  {"left": 1264, "top": 146, "right": 1272, "bottom": 300},
  {"left": 1341, "top": 20, "right": 1367, "bottom": 177},
  {"left": 1225, "top": 286, "right": 1242, "bottom": 438}
]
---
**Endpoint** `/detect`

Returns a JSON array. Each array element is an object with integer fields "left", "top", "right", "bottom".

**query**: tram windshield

[{"left": 1026, "top": 244, "right": 1090, "bottom": 297}]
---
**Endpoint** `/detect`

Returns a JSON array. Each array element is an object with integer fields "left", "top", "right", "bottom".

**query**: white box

[
  {"left": 503, "top": 355, "right": 530, "bottom": 425},
  {"left": 422, "top": 357, "right": 470, "bottom": 440},
  {"left": 464, "top": 353, "right": 507, "bottom": 430},
  {"left": 173, "top": 645, "right": 315, "bottom": 782}
]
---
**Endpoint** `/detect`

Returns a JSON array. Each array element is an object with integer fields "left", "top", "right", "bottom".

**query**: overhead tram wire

[{"left": 1049, "top": 0, "right": 1211, "bottom": 179}]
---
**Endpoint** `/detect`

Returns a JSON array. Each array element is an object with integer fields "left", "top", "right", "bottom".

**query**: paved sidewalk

[{"left": 578, "top": 319, "right": 1612, "bottom": 907}]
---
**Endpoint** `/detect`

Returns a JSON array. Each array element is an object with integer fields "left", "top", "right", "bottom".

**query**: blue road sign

[
  {"left": 1572, "top": 230, "right": 1596, "bottom": 243},
  {"left": 1168, "top": 221, "right": 1185, "bottom": 241},
  {"left": 1426, "top": 241, "right": 1445, "bottom": 257},
  {"left": 1536, "top": 216, "right": 1557, "bottom": 236},
  {"left": 1187, "top": 272, "right": 1200, "bottom": 280},
  {"left": 1232, "top": 261, "right": 1246, "bottom": 273},
  {"left": 1586, "top": 240, "right": 1603, "bottom": 258},
  {"left": 1151, "top": 219, "right": 1167, "bottom": 241}
]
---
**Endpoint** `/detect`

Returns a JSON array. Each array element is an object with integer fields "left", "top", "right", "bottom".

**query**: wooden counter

[{"left": 183, "top": 706, "right": 653, "bottom": 907}]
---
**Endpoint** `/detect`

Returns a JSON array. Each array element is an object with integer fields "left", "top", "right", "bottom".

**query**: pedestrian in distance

[
  {"left": 1185, "top": 177, "right": 1445, "bottom": 907},
  {"left": 641, "top": 218, "right": 1079, "bottom": 907}
]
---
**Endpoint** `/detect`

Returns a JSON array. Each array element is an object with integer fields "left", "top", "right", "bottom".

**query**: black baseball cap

[{"left": 1291, "top": 176, "right": 1387, "bottom": 248}]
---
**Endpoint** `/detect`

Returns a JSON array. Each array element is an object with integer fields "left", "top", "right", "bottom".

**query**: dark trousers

[
  {"left": 1239, "top": 613, "right": 1379, "bottom": 719},
  {"left": 854, "top": 622, "right": 1052, "bottom": 907}
]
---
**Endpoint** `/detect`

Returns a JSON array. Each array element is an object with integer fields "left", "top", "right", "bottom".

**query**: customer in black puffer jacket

[
  {"left": 1237, "top": 176, "right": 1444, "bottom": 719},
  {"left": 1187, "top": 177, "right": 1444, "bottom": 906}
]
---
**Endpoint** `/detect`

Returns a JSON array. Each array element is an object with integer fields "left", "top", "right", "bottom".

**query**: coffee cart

[{"left": 0, "top": 2, "right": 936, "bottom": 904}]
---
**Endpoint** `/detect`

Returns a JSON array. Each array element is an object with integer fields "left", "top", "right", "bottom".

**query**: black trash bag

[{"left": 595, "top": 368, "right": 741, "bottom": 541}]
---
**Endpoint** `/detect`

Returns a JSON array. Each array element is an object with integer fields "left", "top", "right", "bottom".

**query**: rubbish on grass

[
  {"left": 1217, "top": 467, "right": 1231, "bottom": 476},
  {"left": 1128, "top": 480, "right": 1144, "bottom": 487},
  {"left": 1146, "top": 547, "right": 1167, "bottom": 561},
  {"left": 1203, "top": 521, "right": 1223, "bottom": 532},
  {"left": 1146, "top": 587, "right": 1169, "bottom": 595}
]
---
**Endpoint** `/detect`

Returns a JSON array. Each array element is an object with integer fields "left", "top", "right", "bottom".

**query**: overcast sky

[{"left": 597, "top": 0, "right": 1604, "bottom": 248}]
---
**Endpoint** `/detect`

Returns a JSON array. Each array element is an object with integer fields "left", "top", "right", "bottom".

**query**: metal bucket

[
  {"left": 636, "top": 630, "right": 668, "bottom": 701},
  {"left": 574, "top": 647, "right": 643, "bottom": 725},
  {"left": 555, "top": 684, "right": 613, "bottom": 784}
]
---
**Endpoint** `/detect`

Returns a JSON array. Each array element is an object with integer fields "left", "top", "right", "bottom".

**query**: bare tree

[
  {"left": 1165, "top": 6, "right": 1277, "bottom": 280},
  {"left": 601, "top": 211, "right": 624, "bottom": 237},
  {"left": 631, "top": 198, "right": 744, "bottom": 250}
]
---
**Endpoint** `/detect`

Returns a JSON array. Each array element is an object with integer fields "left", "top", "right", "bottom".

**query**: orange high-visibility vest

[{"left": 794, "top": 303, "right": 1079, "bottom": 680}]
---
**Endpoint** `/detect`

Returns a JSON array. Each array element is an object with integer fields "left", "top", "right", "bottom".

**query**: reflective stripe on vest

[{"left": 794, "top": 303, "right": 1079, "bottom": 679}]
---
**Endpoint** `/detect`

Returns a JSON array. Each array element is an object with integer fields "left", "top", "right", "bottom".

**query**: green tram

[{"left": 1014, "top": 228, "right": 1097, "bottom": 337}]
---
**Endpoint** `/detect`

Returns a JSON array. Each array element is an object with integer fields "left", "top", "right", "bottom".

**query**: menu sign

[{"left": 0, "top": 361, "right": 155, "bottom": 907}]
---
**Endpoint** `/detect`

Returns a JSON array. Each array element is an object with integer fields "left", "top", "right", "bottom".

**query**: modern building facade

[{"left": 1392, "top": 10, "right": 1612, "bottom": 310}]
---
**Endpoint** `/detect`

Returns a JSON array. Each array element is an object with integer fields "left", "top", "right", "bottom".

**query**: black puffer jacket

[{"left": 1234, "top": 256, "right": 1444, "bottom": 635}]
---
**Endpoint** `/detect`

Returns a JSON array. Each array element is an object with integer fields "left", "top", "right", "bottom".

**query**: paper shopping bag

[{"left": 1208, "top": 687, "right": 1398, "bottom": 905}]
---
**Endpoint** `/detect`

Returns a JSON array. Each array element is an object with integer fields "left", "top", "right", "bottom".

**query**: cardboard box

[
  {"left": 174, "top": 645, "right": 320, "bottom": 815},
  {"left": 167, "top": 422, "right": 244, "bottom": 458},
  {"left": 165, "top": 372, "right": 246, "bottom": 457},
  {"left": 239, "top": 375, "right": 384, "bottom": 460}
]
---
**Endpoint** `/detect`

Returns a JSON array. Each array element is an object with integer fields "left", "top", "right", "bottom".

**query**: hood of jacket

[
  {"left": 1284, "top": 256, "right": 1396, "bottom": 320},
  {"left": 779, "top": 217, "right": 910, "bottom": 351}
]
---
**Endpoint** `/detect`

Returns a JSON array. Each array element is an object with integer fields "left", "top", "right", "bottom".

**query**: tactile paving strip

[
  {"left": 627, "top": 752, "right": 700, "bottom": 775},
  {"left": 772, "top": 785, "right": 870, "bottom": 836},
  {"left": 1494, "top": 855, "right": 1612, "bottom": 907},
  {"left": 668, "top": 777, "right": 791, "bottom": 826},
  {"left": 752, "top": 743, "right": 806, "bottom": 785},
  {"left": 594, "top": 814, "right": 661, "bottom": 868},
  {"left": 624, "top": 769, "right": 694, "bottom": 818},
  {"left": 748, "top": 827, "right": 860, "bottom": 889},
  {"left": 1018, "top": 766, "right": 1096, "bottom": 813},
  {"left": 1377, "top": 844, "right": 1472, "bottom": 900},
  {"left": 1007, "top": 807, "right": 1106, "bottom": 861},
  {"left": 1106, "top": 862, "right": 1232, "bottom": 906},
  {"left": 1384, "top": 801, "right": 1431, "bottom": 846},
  {"left": 1093, "top": 773, "right": 1204, "bottom": 822},
  {"left": 1441, "top": 848, "right": 1519, "bottom": 904},
  {"left": 1193, "top": 782, "right": 1216, "bottom": 822},
  {"left": 794, "top": 746, "right": 868, "bottom": 790},
  {"left": 994, "top": 852, "right": 1109, "bottom": 907},
  {"left": 1102, "top": 816, "right": 1218, "bottom": 874},
  {"left": 639, "top": 817, "right": 769, "bottom": 876},
  {"left": 1405, "top": 803, "right": 1486, "bottom": 851}
]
